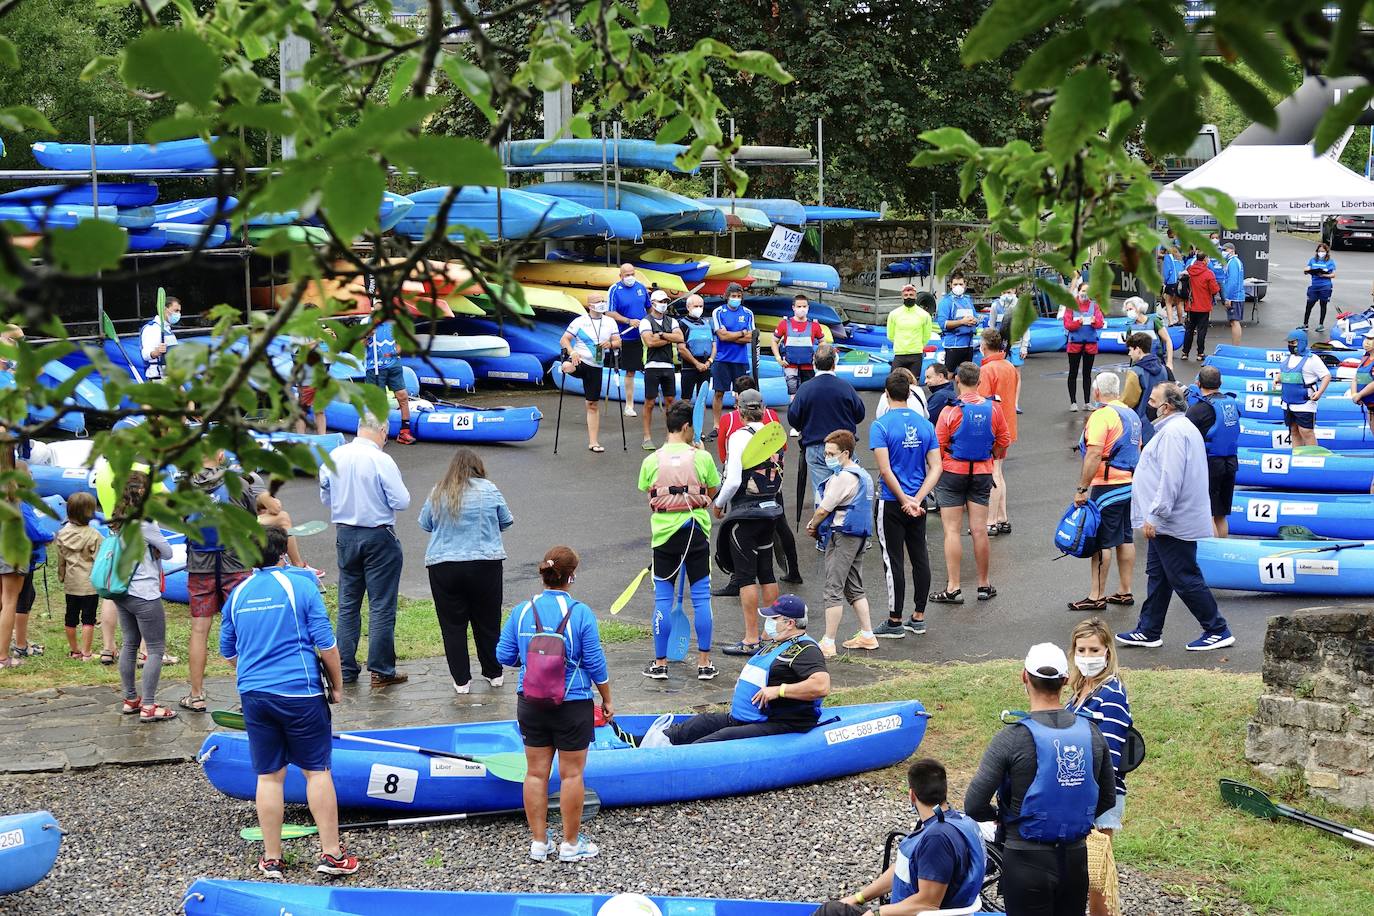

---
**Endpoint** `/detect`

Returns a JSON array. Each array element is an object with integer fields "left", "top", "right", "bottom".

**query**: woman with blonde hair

[
  {"left": 419, "top": 447, "right": 513, "bottom": 695},
  {"left": 1066, "top": 616, "right": 1132, "bottom": 916}
]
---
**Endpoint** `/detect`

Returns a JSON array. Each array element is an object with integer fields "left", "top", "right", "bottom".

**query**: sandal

[
  {"left": 997, "top": 522, "right": 1012, "bottom": 535},
  {"left": 10, "top": 643, "right": 44, "bottom": 657},
  {"left": 68, "top": 651, "right": 84, "bottom": 660},
  {"left": 929, "top": 589, "right": 964, "bottom": 604},
  {"left": 120, "top": 697, "right": 142, "bottom": 715},
  {"left": 1067, "top": 597, "right": 1108, "bottom": 612},
  {"left": 139, "top": 703, "right": 177, "bottom": 723},
  {"left": 588, "top": 444, "right": 605, "bottom": 453},
  {"left": 1106, "top": 592, "right": 1135, "bottom": 606},
  {"left": 99, "top": 650, "right": 115, "bottom": 666},
  {"left": 179, "top": 694, "right": 207, "bottom": 713},
  {"left": 977, "top": 585, "right": 997, "bottom": 601},
  {"left": 720, "top": 641, "right": 761, "bottom": 657},
  {"left": 986, "top": 524, "right": 1002, "bottom": 537},
  {"left": 0, "top": 657, "right": 21, "bottom": 670}
]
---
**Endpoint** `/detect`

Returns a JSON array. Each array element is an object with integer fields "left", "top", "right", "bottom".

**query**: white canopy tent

[{"left": 1156, "top": 144, "right": 1374, "bottom": 216}]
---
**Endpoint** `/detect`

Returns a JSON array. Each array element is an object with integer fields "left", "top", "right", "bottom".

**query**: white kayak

[{"left": 407, "top": 334, "right": 510, "bottom": 360}]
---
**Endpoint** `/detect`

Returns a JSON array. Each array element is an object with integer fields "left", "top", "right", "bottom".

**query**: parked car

[{"left": 1322, "top": 215, "right": 1374, "bottom": 250}]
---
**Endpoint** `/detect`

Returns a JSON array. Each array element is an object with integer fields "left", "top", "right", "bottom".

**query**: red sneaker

[
  {"left": 317, "top": 850, "right": 360, "bottom": 876},
  {"left": 395, "top": 429, "right": 416, "bottom": 445}
]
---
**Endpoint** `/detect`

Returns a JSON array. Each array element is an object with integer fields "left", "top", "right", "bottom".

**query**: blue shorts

[
  {"left": 1226, "top": 299, "right": 1245, "bottom": 322},
  {"left": 241, "top": 691, "right": 333, "bottom": 775},
  {"left": 711, "top": 360, "right": 751, "bottom": 393},
  {"left": 1095, "top": 791, "right": 1126, "bottom": 830},
  {"left": 366, "top": 363, "right": 407, "bottom": 393}
]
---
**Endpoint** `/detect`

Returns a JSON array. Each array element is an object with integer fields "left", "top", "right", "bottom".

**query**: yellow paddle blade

[
  {"left": 610, "top": 567, "right": 650, "bottom": 615},
  {"left": 740, "top": 421, "right": 786, "bottom": 469}
]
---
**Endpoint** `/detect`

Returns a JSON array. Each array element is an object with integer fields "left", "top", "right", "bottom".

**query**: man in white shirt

[
  {"left": 140, "top": 296, "right": 182, "bottom": 380},
  {"left": 559, "top": 292, "right": 622, "bottom": 453},
  {"left": 1278, "top": 328, "right": 1332, "bottom": 447},
  {"left": 638, "top": 289, "right": 683, "bottom": 450}
]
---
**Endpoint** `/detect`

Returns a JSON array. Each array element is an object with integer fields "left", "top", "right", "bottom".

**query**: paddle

[
  {"left": 1268, "top": 539, "right": 1367, "bottom": 558},
  {"left": 740, "top": 420, "right": 786, "bottom": 469},
  {"left": 1219, "top": 779, "right": 1374, "bottom": 848},
  {"left": 209, "top": 711, "right": 527, "bottom": 782},
  {"left": 241, "top": 789, "right": 602, "bottom": 842},
  {"left": 668, "top": 568, "right": 690, "bottom": 663},
  {"left": 609, "top": 566, "right": 650, "bottom": 615},
  {"left": 691, "top": 376, "right": 709, "bottom": 442},
  {"left": 101, "top": 311, "right": 146, "bottom": 384},
  {"left": 287, "top": 520, "right": 328, "bottom": 538}
]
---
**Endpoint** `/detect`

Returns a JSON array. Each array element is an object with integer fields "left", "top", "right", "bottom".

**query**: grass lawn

[
  {"left": 0, "top": 563, "right": 647, "bottom": 692},
  {"left": 829, "top": 657, "right": 1374, "bottom": 916}
]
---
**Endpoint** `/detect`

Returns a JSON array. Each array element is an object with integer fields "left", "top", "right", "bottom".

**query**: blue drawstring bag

[{"left": 1054, "top": 500, "right": 1101, "bottom": 559}]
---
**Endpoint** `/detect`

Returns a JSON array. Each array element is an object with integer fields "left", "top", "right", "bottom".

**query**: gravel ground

[{"left": 0, "top": 763, "right": 1250, "bottom": 916}]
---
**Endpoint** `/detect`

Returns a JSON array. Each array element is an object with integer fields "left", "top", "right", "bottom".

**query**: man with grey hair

[
  {"left": 675, "top": 293, "right": 715, "bottom": 406},
  {"left": 1184, "top": 365, "right": 1240, "bottom": 537},
  {"left": 1069, "top": 371, "right": 1138, "bottom": 613},
  {"left": 320, "top": 414, "right": 412, "bottom": 687},
  {"left": 1117, "top": 383, "right": 1234, "bottom": 652}
]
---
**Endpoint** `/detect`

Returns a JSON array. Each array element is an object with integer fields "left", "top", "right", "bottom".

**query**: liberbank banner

[{"left": 1160, "top": 194, "right": 1374, "bottom": 215}]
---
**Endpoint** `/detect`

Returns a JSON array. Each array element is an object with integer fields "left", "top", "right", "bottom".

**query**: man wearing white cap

[
  {"left": 965, "top": 643, "right": 1116, "bottom": 916},
  {"left": 886, "top": 286, "right": 935, "bottom": 379},
  {"left": 638, "top": 290, "right": 683, "bottom": 450}
]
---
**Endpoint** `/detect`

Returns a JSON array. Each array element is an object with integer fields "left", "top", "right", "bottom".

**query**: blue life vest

[
  {"left": 1161, "top": 254, "right": 1181, "bottom": 286},
  {"left": 1079, "top": 404, "right": 1141, "bottom": 478},
  {"left": 818, "top": 466, "right": 874, "bottom": 545},
  {"left": 780, "top": 317, "right": 820, "bottom": 367},
  {"left": 1067, "top": 305, "right": 1099, "bottom": 344},
  {"left": 1280, "top": 353, "right": 1318, "bottom": 407},
  {"left": 367, "top": 322, "right": 400, "bottom": 371},
  {"left": 1357, "top": 355, "right": 1374, "bottom": 408},
  {"left": 191, "top": 479, "right": 232, "bottom": 553},
  {"left": 1203, "top": 392, "right": 1240, "bottom": 457},
  {"left": 729, "top": 635, "right": 823, "bottom": 724},
  {"left": 891, "top": 809, "right": 988, "bottom": 909},
  {"left": 950, "top": 400, "right": 996, "bottom": 463},
  {"left": 682, "top": 316, "right": 714, "bottom": 361},
  {"left": 1013, "top": 716, "right": 1099, "bottom": 843},
  {"left": 939, "top": 295, "right": 977, "bottom": 348}
]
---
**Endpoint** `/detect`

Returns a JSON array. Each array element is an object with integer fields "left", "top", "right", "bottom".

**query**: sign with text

[{"left": 762, "top": 225, "right": 803, "bottom": 263}]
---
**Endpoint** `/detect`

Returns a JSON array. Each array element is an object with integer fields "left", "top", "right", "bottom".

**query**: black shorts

[
  {"left": 653, "top": 520, "right": 710, "bottom": 584},
  {"left": 934, "top": 471, "right": 993, "bottom": 507},
  {"left": 1163, "top": 282, "right": 1179, "bottom": 297},
  {"left": 571, "top": 362, "right": 605, "bottom": 402},
  {"left": 618, "top": 342, "right": 645, "bottom": 373},
  {"left": 1091, "top": 483, "right": 1133, "bottom": 551},
  {"left": 516, "top": 696, "right": 594, "bottom": 752},
  {"left": 644, "top": 367, "right": 677, "bottom": 402},
  {"left": 726, "top": 517, "right": 777, "bottom": 588},
  {"left": 1283, "top": 408, "right": 1316, "bottom": 430},
  {"left": 1207, "top": 455, "right": 1238, "bottom": 519}
]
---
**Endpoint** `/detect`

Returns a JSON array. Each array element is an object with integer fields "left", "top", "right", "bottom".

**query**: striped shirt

[{"left": 1067, "top": 675, "right": 1133, "bottom": 795}]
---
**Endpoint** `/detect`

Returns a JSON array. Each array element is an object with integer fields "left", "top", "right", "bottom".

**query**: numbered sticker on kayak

[
  {"left": 1265, "top": 351, "right": 1284, "bottom": 362},
  {"left": 823, "top": 714, "right": 902, "bottom": 746},
  {"left": 366, "top": 764, "right": 418, "bottom": 803},
  {"left": 62, "top": 468, "right": 88, "bottom": 479},
  {"left": 1258, "top": 557, "right": 1295, "bottom": 585},
  {"left": 1245, "top": 395, "right": 1271, "bottom": 413},
  {"left": 1245, "top": 499, "right": 1278, "bottom": 523},
  {"left": 853, "top": 365, "right": 873, "bottom": 378},
  {"left": 1246, "top": 379, "right": 1269, "bottom": 393},
  {"left": 1265, "top": 368, "right": 1281, "bottom": 381},
  {"left": 0, "top": 828, "right": 24, "bottom": 851},
  {"left": 425, "top": 412, "right": 476, "bottom": 431},
  {"left": 1101, "top": 332, "right": 1122, "bottom": 344},
  {"left": 1297, "top": 559, "right": 1339, "bottom": 576},
  {"left": 1261, "top": 454, "right": 1289, "bottom": 474},
  {"left": 430, "top": 758, "right": 487, "bottom": 778},
  {"left": 1270, "top": 429, "right": 1291, "bottom": 449}
]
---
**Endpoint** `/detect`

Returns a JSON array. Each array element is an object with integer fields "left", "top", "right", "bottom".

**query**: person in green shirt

[
  {"left": 636, "top": 400, "right": 723, "bottom": 681},
  {"left": 887, "top": 286, "right": 936, "bottom": 379}
]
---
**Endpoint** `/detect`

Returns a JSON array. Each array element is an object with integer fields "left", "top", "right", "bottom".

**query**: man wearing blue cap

[{"left": 662, "top": 595, "right": 830, "bottom": 744}]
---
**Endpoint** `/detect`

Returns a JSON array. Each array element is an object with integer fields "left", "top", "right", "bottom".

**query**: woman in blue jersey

[
  {"left": 1065, "top": 616, "right": 1133, "bottom": 916},
  {"left": 1302, "top": 243, "right": 1337, "bottom": 332}
]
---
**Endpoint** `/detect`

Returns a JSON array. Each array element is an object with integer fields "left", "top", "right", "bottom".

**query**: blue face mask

[
  {"left": 825, "top": 455, "right": 842, "bottom": 470},
  {"left": 167, "top": 312, "right": 181, "bottom": 326},
  {"left": 728, "top": 297, "right": 742, "bottom": 310},
  {"left": 763, "top": 617, "right": 780, "bottom": 639}
]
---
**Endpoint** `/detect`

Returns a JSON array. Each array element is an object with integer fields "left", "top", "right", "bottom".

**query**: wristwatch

[{"left": 1076, "top": 487, "right": 1089, "bottom": 494}]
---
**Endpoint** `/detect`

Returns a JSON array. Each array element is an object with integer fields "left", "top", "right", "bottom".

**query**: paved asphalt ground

[{"left": 275, "top": 230, "right": 1372, "bottom": 677}]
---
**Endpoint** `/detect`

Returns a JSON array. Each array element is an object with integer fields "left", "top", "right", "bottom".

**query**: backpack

[
  {"left": 522, "top": 594, "right": 575, "bottom": 707},
  {"left": 1054, "top": 500, "right": 1101, "bottom": 559},
  {"left": 90, "top": 532, "right": 131, "bottom": 599}
]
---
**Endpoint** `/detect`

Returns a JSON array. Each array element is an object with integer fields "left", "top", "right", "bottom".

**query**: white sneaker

[
  {"left": 624, "top": 405, "right": 637, "bottom": 417},
  {"left": 559, "top": 834, "right": 599, "bottom": 862},
  {"left": 484, "top": 674, "right": 504, "bottom": 688},
  {"left": 530, "top": 828, "right": 557, "bottom": 861},
  {"left": 453, "top": 681, "right": 470, "bottom": 695},
  {"left": 1070, "top": 403, "right": 1080, "bottom": 413}
]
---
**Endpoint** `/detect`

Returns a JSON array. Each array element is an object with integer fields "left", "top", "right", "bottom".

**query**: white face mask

[
  {"left": 591, "top": 301, "right": 609, "bottom": 314},
  {"left": 1075, "top": 655, "right": 1108, "bottom": 677},
  {"left": 621, "top": 276, "right": 635, "bottom": 287},
  {"left": 1124, "top": 308, "right": 1138, "bottom": 322},
  {"left": 688, "top": 307, "right": 703, "bottom": 319},
  {"left": 763, "top": 617, "right": 780, "bottom": 639},
  {"left": 951, "top": 284, "right": 965, "bottom": 296}
]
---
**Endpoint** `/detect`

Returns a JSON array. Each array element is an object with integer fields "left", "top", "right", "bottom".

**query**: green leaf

[
  {"left": 1202, "top": 62, "right": 1276, "bottom": 130},
  {"left": 1211, "top": 20, "right": 1292, "bottom": 94},
  {"left": 1044, "top": 66, "right": 1111, "bottom": 164},
  {"left": 963, "top": 0, "right": 1070, "bottom": 65},
  {"left": 0, "top": 106, "right": 54, "bottom": 135},
  {"left": 385, "top": 136, "right": 505, "bottom": 188},
  {"left": 1009, "top": 296, "right": 1037, "bottom": 351},
  {"left": 322, "top": 157, "right": 385, "bottom": 239},
  {"left": 49, "top": 221, "right": 128, "bottom": 273},
  {"left": 354, "top": 98, "right": 440, "bottom": 141},
  {"left": 935, "top": 243, "right": 972, "bottom": 280},
  {"left": 146, "top": 115, "right": 213, "bottom": 144},
  {"left": 120, "top": 30, "right": 221, "bottom": 108},
  {"left": 639, "top": 0, "right": 670, "bottom": 28},
  {"left": 918, "top": 126, "right": 979, "bottom": 153},
  {"left": 1325, "top": 0, "right": 1364, "bottom": 77},
  {"left": 1177, "top": 188, "right": 1237, "bottom": 229},
  {"left": 1313, "top": 85, "right": 1374, "bottom": 156},
  {"left": 569, "top": 115, "right": 592, "bottom": 139},
  {"left": 79, "top": 55, "right": 119, "bottom": 82},
  {"left": 0, "top": 35, "right": 17, "bottom": 70},
  {"left": 731, "top": 50, "right": 792, "bottom": 85},
  {"left": 388, "top": 58, "right": 419, "bottom": 104},
  {"left": 1014, "top": 30, "right": 1092, "bottom": 91},
  {"left": 655, "top": 112, "right": 692, "bottom": 145}
]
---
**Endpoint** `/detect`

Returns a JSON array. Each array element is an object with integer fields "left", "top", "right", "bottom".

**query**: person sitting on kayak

[
  {"left": 662, "top": 595, "right": 830, "bottom": 744},
  {"left": 817, "top": 758, "right": 987, "bottom": 916}
]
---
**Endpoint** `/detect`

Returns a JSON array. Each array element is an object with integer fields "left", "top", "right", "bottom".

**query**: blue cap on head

[
  {"left": 1286, "top": 328, "right": 1309, "bottom": 355},
  {"left": 760, "top": 594, "right": 808, "bottom": 622}
]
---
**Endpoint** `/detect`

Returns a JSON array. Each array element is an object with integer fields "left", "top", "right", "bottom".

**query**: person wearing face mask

[
  {"left": 964, "top": 642, "right": 1116, "bottom": 916},
  {"left": 709, "top": 282, "right": 757, "bottom": 435},
  {"left": 661, "top": 594, "right": 830, "bottom": 744},
  {"left": 1121, "top": 332, "right": 1168, "bottom": 444},
  {"left": 805, "top": 430, "right": 878, "bottom": 656},
  {"left": 1278, "top": 328, "right": 1331, "bottom": 449},
  {"left": 1116, "top": 383, "right": 1234, "bottom": 652},
  {"left": 1065, "top": 617, "right": 1132, "bottom": 916},
  {"left": 1303, "top": 243, "right": 1337, "bottom": 332},
  {"left": 140, "top": 295, "right": 182, "bottom": 380},
  {"left": 675, "top": 293, "right": 715, "bottom": 405},
  {"left": 559, "top": 293, "right": 623, "bottom": 453},
  {"left": 607, "top": 263, "right": 649, "bottom": 419},
  {"left": 823, "top": 758, "right": 987, "bottom": 916},
  {"left": 1220, "top": 243, "right": 1246, "bottom": 347},
  {"left": 1184, "top": 366, "right": 1240, "bottom": 538},
  {"left": 1179, "top": 246, "right": 1219, "bottom": 361},
  {"left": 638, "top": 289, "right": 683, "bottom": 450},
  {"left": 886, "top": 285, "right": 935, "bottom": 379},
  {"left": 1348, "top": 331, "right": 1374, "bottom": 467},
  {"left": 1062, "top": 285, "right": 1104, "bottom": 412},
  {"left": 1120, "top": 297, "right": 1173, "bottom": 374},
  {"left": 935, "top": 272, "right": 978, "bottom": 371},
  {"left": 772, "top": 293, "right": 826, "bottom": 408},
  {"left": 1159, "top": 245, "right": 1184, "bottom": 327},
  {"left": 988, "top": 289, "right": 1028, "bottom": 369}
]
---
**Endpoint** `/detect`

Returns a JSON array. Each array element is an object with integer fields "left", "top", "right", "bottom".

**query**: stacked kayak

[
  {"left": 407, "top": 334, "right": 510, "bottom": 360},
  {"left": 0, "top": 182, "right": 158, "bottom": 207},
  {"left": 1205, "top": 354, "right": 1358, "bottom": 382},
  {"left": 1229, "top": 491, "right": 1374, "bottom": 540},
  {"left": 1236, "top": 417, "right": 1374, "bottom": 450},
  {"left": 0, "top": 811, "right": 62, "bottom": 895},
  {"left": 1197, "top": 537, "right": 1374, "bottom": 595},
  {"left": 1213, "top": 343, "right": 1361, "bottom": 363},
  {"left": 536, "top": 181, "right": 717, "bottom": 231},
  {"left": 1236, "top": 447, "right": 1374, "bottom": 492},
  {"left": 550, "top": 363, "right": 792, "bottom": 408},
  {"left": 751, "top": 259, "right": 841, "bottom": 291},
  {"left": 396, "top": 186, "right": 587, "bottom": 242},
  {"left": 183, "top": 883, "right": 829, "bottom": 916},
  {"left": 1232, "top": 391, "right": 1365, "bottom": 422},
  {"left": 699, "top": 197, "right": 806, "bottom": 225},
  {"left": 199, "top": 700, "right": 925, "bottom": 812},
  {"left": 803, "top": 205, "right": 881, "bottom": 222},
  {"left": 501, "top": 137, "right": 695, "bottom": 172},
  {"left": 324, "top": 401, "right": 542, "bottom": 443},
  {"left": 31, "top": 137, "right": 216, "bottom": 170}
]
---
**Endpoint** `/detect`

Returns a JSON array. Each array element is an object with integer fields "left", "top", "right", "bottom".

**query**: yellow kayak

[
  {"left": 634, "top": 248, "right": 752, "bottom": 279},
  {"left": 514, "top": 284, "right": 585, "bottom": 316},
  {"left": 513, "top": 261, "right": 687, "bottom": 293}
]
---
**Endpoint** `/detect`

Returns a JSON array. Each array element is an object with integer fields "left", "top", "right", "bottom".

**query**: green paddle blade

[
  {"left": 1220, "top": 778, "right": 1280, "bottom": 820},
  {"left": 240, "top": 823, "right": 319, "bottom": 841},
  {"left": 287, "top": 520, "right": 329, "bottom": 537},
  {"left": 212, "top": 709, "right": 245, "bottom": 730},
  {"left": 610, "top": 567, "right": 650, "bottom": 615},
  {"left": 156, "top": 287, "right": 166, "bottom": 325},
  {"left": 101, "top": 312, "right": 119, "bottom": 342},
  {"left": 740, "top": 421, "right": 786, "bottom": 469},
  {"left": 1292, "top": 445, "right": 1334, "bottom": 457},
  {"left": 1278, "top": 525, "right": 1320, "bottom": 541},
  {"left": 479, "top": 752, "right": 528, "bottom": 782}
]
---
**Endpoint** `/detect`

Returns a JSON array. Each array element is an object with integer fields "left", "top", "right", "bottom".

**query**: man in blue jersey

[
  {"left": 819, "top": 758, "right": 986, "bottom": 916},
  {"left": 1221, "top": 243, "right": 1246, "bottom": 347},
  {"left": 935, "top": 271, "right": 979, "bottom": 372},
  {"left": 363, "top": 304, "right": 414, "bottom": 444},
  {"left": 607, "top": 263, "right": 650, "bottom": 420},
  {"left": 710, "top": 282, "right": 756, "bottom": 435},
  {"left": 221, "top": 526, "right": 358, "bottom": 880}
]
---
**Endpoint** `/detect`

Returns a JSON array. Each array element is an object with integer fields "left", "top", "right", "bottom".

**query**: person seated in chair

[{"left": 664, "top": 595, "right": 829, "bottom": 744}]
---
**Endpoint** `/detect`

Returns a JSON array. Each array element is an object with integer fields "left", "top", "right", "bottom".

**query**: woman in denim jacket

[{"left": 419, "top": 448, "right": 514, "bottom": 694}]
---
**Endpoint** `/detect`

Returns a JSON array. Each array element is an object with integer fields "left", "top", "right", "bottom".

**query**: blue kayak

[
  {"left": 1237, "top": 417, "right": 1374, "bottom": 450},
  {"left": 199, "top": 700, "right": 926, "bottom": 813},
  {"left": 0, "top": 811, "right": 62, "bottom": 895},
  {"left": 444, "top": 317, "right": 566, "bottom": 364},
  {"left": 153, "top": 197, "right": 237, "bottom": 223},
  {"left": 551, "top": 362, "right": 792, "bottom": 407},
  {"left": 466, "top": 353, "right": 547, "bottom": 385},
  {"left": 1097, "top": 323, "right": 1184, "bottom": 353},
  {"left": 1236, "top": 447, "right": 1374, "bottom": 492},
  {"left": 1232, "top": 390, "right": 1364, "bottom": 422},
  {"left": 752, "top": 260, "right": 841, "bottom": 291},
  {"left": 0, "top": 182, "right": 158, "bottom": 207},
  {"left": 400, "top": 187, "right": 586, "bottom": 241},
  {"left": 699, "top": 196, "right": 807, "bottom": 225},
  {"left": 182, "top": 883, "right": 835, "bottom": 916},
  {"left": 536, "top": 181, "right": 700, "bottom": 231},
  {"left": 1197, "top": 536, "right": 1374, "bottom": 595},
  {"left": 324, "top": 401, "right": 542, "bottom": 443},
  {"left": 802, "top": 205, "right": 882, "bottom": 222},
  {"left": 1212, "top": 343, "right": 1360, "bottom": 363},
  {"left": 31, "top": 137, "right": 216, "bottom": 170},
  {"left": 398, "top": 355, "right": 475, "bottom": 392},
  {"left": 155, "top": 222, "right": 230, "bottom": 248},
  {"left": 501, "top": 137, "right": 695, "bottom": 173},
  {"left": 1229, "top": 490, "right": 1374, "bottom": 540},
  {"left": 0, "top": 204, "right": 115, "bottom": 230}
]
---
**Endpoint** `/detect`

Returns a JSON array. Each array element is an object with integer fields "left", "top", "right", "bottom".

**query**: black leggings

[
  {"left": 1000, "top": 843, "right": 1089, "bottom": 916},
  {"left": 1066, "top": 350, "right": 1095, "bottom": 405},
  {"left": 773, "top": 514, "right": 799, "bottom": 578},
  {"left": 1304, "top": 295, "right": 1330, "bottom": 328},
  {"left": 665, "top": 711, "right": 806, "bottom": 745},
  {"left": 427, "top": 559, "right": 504, "bottom": 687},
  {"left": 877, "top": 500, "right": 930, "bottom": 620},
  {"left": 1182, "top": 311, "right": 1210, "bottom": 358}
]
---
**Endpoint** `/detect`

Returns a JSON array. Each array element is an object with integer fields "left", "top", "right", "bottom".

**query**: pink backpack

[{"left": 523, "top": 594, "right": 575, "bottom": 707}]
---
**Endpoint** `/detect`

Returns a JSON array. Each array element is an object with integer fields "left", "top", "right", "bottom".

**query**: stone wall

[{"left": 1245, "top": 608, "right": 1374, "bottom": 811}]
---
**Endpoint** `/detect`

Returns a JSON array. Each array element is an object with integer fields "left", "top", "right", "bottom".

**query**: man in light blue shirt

[
  {"left": 320, "top": 416, "right": 411, "bottom": 687},
  {"left": 1116, "top": 383, "right": 1233, "bottom": 653},
  {"left": 1222, "top": 243, "right": 1246, "bottom": 347},
  {"left": 934, "top": 272, "right": 978, "bottom": 372}
]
